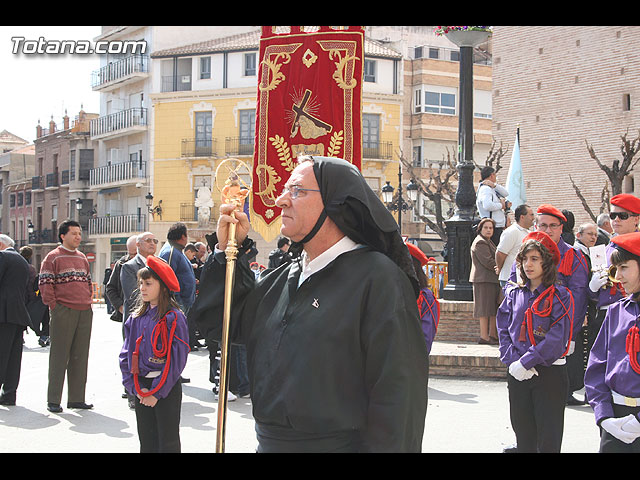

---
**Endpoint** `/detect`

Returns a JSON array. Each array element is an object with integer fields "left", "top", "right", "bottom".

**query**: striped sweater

[{"left": 39, "top": 246, "right": 93, "bottom": 310}]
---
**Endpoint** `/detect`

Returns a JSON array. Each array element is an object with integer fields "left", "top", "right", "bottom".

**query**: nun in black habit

[{"left": 189, "top": 155, "right": 428, "bottom": 452}]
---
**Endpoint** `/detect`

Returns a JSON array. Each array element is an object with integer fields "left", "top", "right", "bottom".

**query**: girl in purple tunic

[
  {"left": 119, "top": 255, "right": 190, "bottom": 453},
  {"left": 497, "top": 231, "right": 574, "bottom": 452},
  {"left": 585, "top": 232, "right": 640, "bottom": 452}
]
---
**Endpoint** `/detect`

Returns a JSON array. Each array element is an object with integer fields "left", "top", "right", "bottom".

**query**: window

[
  {"left": 428, "top": 48, "right": 439, "bottom": 59},
  {"left": 624, "top": 93, "right": 631, "bottom": 111},
  {"left": 195, "top": 111, "right": 212, "bottom": 155},
  {"left": 362, "top": 114, "right": 380, "bottom": 157},
  {"left": 244, "top": 53, "right": 256, "bottom": 76},
  {"left": 364, "top": 59, "right": 376, "bottom": 82},
  {"left": 425, "top": 91, "right": 456, "bottom": 115},
  {"left": 474, "top": 90, "right": 492, "bottom": 119},
  {"left": 414, "top": 86, "right": 457, "bottom": 115},
  {"left": 200, "top": 57, "right": 211, "bottom": 79},
  {"left": 239, "top": 110, "right": 255, "bottom": 155},
  {"left": 412, "top": 146, "right": 423, "bottom": 167}
]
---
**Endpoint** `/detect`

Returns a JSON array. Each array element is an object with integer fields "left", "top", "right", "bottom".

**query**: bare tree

[
  {"left": 585, "top": 129, "right": 640, "bottom": 196},
  {"left": 398, "top": 140, "right": 508, "bottom": 241}
]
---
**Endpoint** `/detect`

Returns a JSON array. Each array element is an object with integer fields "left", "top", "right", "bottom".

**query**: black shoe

[
  {"left": 67, "top": 402, "right": 93, "bottom": 409},
  {"left": 502, "top": 443, "right": 518, "bottom": 453},
  {"left": 47, "top": 403, "right": 63, "bottom": 413},
  {"left": 0, "top": 395, "right": 16, "bottom": 406},
  {"left": 180, "top": 376, "right": 190, "bottom": 383}
]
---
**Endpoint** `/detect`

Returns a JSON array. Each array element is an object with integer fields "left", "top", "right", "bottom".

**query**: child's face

[
  {"left": 614, "top": 260, "right": 640, "bottom": 294},
  {"left": 139, "top": 276, "right": 161, "bottom": 305},
  {"left": 522, "top": 248, "right": 544, "bottom": 283}
]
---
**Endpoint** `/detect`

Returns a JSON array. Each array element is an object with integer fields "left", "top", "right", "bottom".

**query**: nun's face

[{"left": 276, "top": 162, "right": 324, "bottom": 242}]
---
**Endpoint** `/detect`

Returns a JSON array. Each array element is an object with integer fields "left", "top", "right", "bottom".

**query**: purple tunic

[
  {"left": 509, "top": 238, "right": 589, "bottom": 338},
  {"left": 119, "top": 306, "right": 190, "bottom": 399},
  {"left": 497, "top": 282, "right": 574, "bottom": 370},
  {"left": 585, "top": 296, "right": 640, "bottom": 425},
  {"left": 418, "top": 288, "right": 439, "bottom": 354}
]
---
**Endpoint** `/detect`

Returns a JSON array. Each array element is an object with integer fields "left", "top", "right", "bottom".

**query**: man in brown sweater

[{"left": 39, "top": 220, "right": 93, "bottom": 413}]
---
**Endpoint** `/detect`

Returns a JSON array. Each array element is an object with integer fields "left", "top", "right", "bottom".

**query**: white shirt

[
  {"left": 298, "top": 236, "right": 361, "bottom": 287},
  {"left": 496, "top": 222, "right": 531, "bottom": 282},
  {"left": 476, "top": 183, "right": 509, "bottom": 227}
]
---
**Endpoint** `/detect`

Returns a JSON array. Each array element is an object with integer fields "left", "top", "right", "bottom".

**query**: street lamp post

[
  {"left": 441, "top": 29, "right": 490, "bottom": 301},
  {"left": 382, "top": 162, "right": 419, "bottom": 234}
]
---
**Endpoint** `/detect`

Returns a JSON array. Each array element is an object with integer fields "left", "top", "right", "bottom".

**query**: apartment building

[
  {"left": 30, "top": 110, "right": 98, "bottom": 272},
  {"left": 0, "top": 138, "right": 34, "bottom": 247}
]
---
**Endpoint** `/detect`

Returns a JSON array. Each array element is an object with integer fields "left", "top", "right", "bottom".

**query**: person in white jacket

[{"left": 476, "top": 166, "right": 510, "bottom": 245}]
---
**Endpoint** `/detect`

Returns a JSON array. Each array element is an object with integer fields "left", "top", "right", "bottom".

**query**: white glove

[
  {"left": 508, "top": 360, "right": 537, "bottom": 381},
  {"left": 601, "top": 415, "right": 640, "bottom": 444},
  {"left": 589, "top": 271, "right": 608, "bottom": 293},
  {"left": 621, "top": 414, "right": 640, "bottom": 434},
  {"left": 567, "top": 341, "right": 576, "bottom": 356}
]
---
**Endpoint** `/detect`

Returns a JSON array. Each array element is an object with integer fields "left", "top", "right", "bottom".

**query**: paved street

[{"left": 1, "top": 303, "right": 601, "bottom": 453}]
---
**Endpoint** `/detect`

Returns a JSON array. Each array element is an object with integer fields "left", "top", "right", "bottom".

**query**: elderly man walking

[
  {"left": 39, "top": 220, "right": 93, "bottom": 413},
  {"left": 0, "top": 235, "right": 31, "bottom": 406}
]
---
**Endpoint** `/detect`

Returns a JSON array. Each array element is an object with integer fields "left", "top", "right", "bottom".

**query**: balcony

[
  {"left": 32, "top": 176, "right": 44, "bottom": 191},
  {"left": 46, "top": 172, "right": 59, "bottom": 189},
  {"left": 161, "top": 74, "right": 192, "bottom": 93},
  {"left": 88, "top": 213, "right": 147, "bottom": 236},
  {"left": 225, "top": 137, "right": 254, "bottom": 157},
  {"left": 90, "top": 107, "right": 148, "bottom": 140},
  {"left": 363, "top": 141, "right": 393, "bottom": 160},
  {"left": 181, "top": 138, "right": 217, "bottom": 158},
  {"left": 29, "top": 229, "right": 55, "bottom": 244},
  {"left": 91, "top": 55, "right": 149, "bottom": 92},
  {"left": 89, "top": 161, "right": 147, "bottom": 189}
]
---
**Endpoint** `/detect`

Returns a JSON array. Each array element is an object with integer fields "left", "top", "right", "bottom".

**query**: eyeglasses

[
  {"left": 610, "top": 212, "right": 639, "bottom": 220},
  {"left": 280, "top": 184, "right": 320, "bottom": 199},
  {"left": 143, "top": 238, "right": 158, "bottom": 244},
  {"left": 537, "top": 222, "right": 563, "bottom": 230}
]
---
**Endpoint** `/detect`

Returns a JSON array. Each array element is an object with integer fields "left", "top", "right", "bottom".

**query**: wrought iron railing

[
  {"left": 89, "top": 161, "right": 146, "bottom": 187},
  {"left": 88, "top": 213, "right": 147, "bottom": 236},
  {"left": 90, "top": 108, "right": 147, "bottom": 137},
  {"left": 91, "top": 55, "right": 149, "bottom": 89}
]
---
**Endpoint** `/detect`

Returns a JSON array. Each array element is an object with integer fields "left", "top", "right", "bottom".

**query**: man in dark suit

[
  {"left": 120, "top": 232, "right": 157, "bottom": 323},
  {"left": 0, "top": 234, "right": 31, "bottom": 406}
]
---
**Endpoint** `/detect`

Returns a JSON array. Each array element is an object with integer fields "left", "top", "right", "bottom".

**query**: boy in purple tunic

[
  {"left": 119, "top": 255, "right": 190, "bottom": 453},
  {"left": 585, "top": 232, "right": 640, "bottom": 452},
  {"left": 497, "top": 231, "right": 574, "bottom": 452}
]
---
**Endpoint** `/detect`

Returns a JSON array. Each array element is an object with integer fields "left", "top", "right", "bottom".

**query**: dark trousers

[
  {"left": 598, "top": 403, "right": 640, "bottom": 453},
  {"left": 0, "top": 323, "right": 25, "bottom": 401},
  {"left": 134, "top": 376, "right": 182, "bottom": 453},
  {"left": 508, "top": 364, "right": 568, "bottom": 452}
]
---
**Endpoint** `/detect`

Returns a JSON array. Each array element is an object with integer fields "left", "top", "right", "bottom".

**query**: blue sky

[{"left": 1, "top": 26, "right": 102, "bottom": 143}]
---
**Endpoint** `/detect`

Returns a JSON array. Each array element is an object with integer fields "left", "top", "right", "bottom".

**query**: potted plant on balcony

[{"left": 434, "top": 26, "right": 492, "bottom": 48}]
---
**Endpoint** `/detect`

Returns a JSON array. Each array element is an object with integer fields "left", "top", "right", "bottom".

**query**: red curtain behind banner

[{"left": 251, "top": 26, "right": 364, "bottom": 242}]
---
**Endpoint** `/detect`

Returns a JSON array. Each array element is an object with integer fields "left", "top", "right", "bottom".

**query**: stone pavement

[{"left": 0, "top": 303, "right": 602, "bottom": 453}]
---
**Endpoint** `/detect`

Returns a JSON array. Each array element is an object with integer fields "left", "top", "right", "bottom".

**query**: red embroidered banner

[{"left": 251, "top": 26, "right": 364, "bottom": 241}]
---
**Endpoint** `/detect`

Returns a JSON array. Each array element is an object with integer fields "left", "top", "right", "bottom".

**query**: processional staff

[{"left": 215, "top": 163, "right": 250, "bottom": 453}]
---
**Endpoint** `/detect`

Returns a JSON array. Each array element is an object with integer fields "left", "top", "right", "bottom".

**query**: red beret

[
  {"left": 611, "top": 232, "right": 640, "bottom": 257},
  {"left": 522, "top": 231, "right": 561, "bottom": 265},
  {"left": 611, "top": 194, "right": 640, "bottom": 214},
  {"left": 406, "top": 242, "right": 429, "bottom": 267},
  {"left": 536, "top": 204, "right": 567, "bottom": 223},
  {"left": 146, "top": 255, "right": 180, "bottom": 293}
]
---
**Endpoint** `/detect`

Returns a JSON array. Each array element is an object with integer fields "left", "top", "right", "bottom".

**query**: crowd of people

[
  {"left": 472, "top": 168, "right": 640, "bottom": 453},
  {"left": 1, "top": 154, "right": 640, "bottom": 453}
]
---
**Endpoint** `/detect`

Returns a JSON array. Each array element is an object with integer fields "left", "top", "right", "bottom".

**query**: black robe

[{"left": 189, "top": 242, "right": 428, "bottom": 452}]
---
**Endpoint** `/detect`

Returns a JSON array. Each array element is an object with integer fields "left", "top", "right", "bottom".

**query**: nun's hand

[{"left": 217, "top": 203, "right": 250, "bottom": 251}]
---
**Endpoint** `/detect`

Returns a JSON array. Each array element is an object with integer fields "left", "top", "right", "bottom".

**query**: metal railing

[
  {"left": 363, "top": 141, "right": 393, "bottom": 160},
  {"left": 29, "top": 229, "right": 55, "bottom": 244},
  {"left": 225, "top": 137, "right": 254, "bottom": 156},
  {"left": 161, "top": 75, "right": 192, "bottom": 92},
  {"left": 180, "top": 203, "right": 198, "bottom": 222},
  {"left": 181, "top": 138, "right": 217, "bottom": 157},
  {"left": 89, "top": 161, "right": 147, "bottom": 187},
  {"left": 46, "top": 172, "right": 58, "bottom": 188},
  {"left": 88, "top": 213, "right": 147, "bottom": 236},
  {"left": 90, "top": 108, "right": 147, "bottom": 137},
  {"left": 91, "top": 55, "right": 149, "bottom": 89},
  {"left": 32, "top": 176, "right": 43, "bottom": 190}
]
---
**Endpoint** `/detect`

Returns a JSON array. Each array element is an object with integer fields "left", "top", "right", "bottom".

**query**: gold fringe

[{"left": 249, "top": 195, "right": 282, "bottom": 243}]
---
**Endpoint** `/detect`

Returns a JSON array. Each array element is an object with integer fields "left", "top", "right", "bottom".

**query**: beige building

[{"left": 491, "top": 26, "right": 640, "bottom": 226}]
